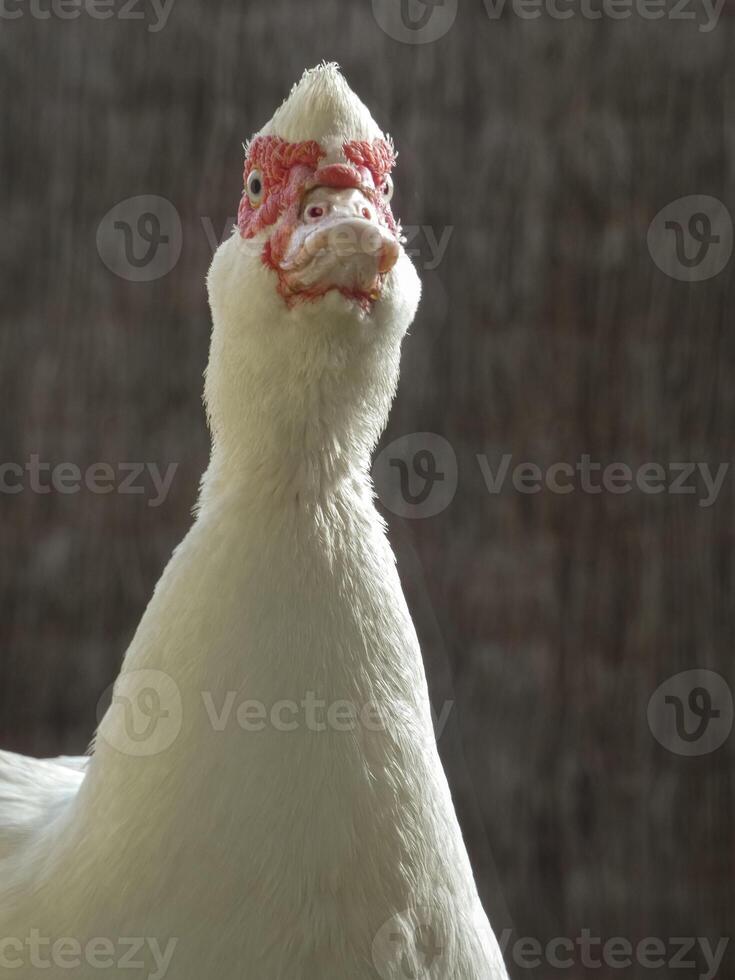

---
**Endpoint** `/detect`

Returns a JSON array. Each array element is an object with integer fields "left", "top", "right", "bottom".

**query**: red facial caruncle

[{"left": 237, "top": 136, "right": 400, "bottom": 309}]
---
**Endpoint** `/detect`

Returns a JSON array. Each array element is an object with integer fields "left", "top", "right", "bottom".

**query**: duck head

[
  {"left": 236, "top": 65, "right": 403, "bottom": 310},
  {"left": 204, "top": 65, "right": 421, "bottom": 496}
]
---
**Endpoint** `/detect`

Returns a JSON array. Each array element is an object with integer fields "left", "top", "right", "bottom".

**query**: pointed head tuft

[{"left": 258, "top": 63, "right": 384, "bottom": 144}]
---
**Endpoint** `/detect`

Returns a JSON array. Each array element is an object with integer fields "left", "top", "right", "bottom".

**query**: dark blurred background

[{"left": 1, "top": 2, "right": 734, "bottom": 977}]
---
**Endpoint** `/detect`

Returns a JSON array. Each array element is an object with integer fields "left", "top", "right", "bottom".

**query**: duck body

[
  {"left": 2, "top": 450, "right": 504, "bottom": 978},
  {"left": 0, "top": 66, "right": 508, "bottom": 979}
]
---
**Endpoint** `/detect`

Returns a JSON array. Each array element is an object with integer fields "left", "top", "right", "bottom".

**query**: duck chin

[
  {"left": 276, "top": 217, "right": 401, "bottom": 310},
  {"left": 279, "top": 253, "right": 385, "bottom": 311}
]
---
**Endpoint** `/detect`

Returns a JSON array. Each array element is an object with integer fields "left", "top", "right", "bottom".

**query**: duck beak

[{"left": 277, "top": 178, "right": 400, "bottom": 301}]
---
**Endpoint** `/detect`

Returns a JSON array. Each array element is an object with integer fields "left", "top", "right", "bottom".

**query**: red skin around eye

[
  {"left": 237, "top": 137, "right": 325, "bottom": 238},
  {"left": 343, "top": 139, "right": 397, "bottom": 234},
  {"left": 343, "top": 139, "right": 396, "bottom": 184}
]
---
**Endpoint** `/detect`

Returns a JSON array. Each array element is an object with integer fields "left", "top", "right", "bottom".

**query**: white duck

[{"left": 0, "top": 64, "right": 508, "bottom": 980}]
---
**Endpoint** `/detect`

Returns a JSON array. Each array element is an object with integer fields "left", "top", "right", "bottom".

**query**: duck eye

[
  {"left": 380, "top": 175, "right": 394, "bottom": 202},
  {"left": 246, "top": 169, "right": 264, "bottom": 206}
]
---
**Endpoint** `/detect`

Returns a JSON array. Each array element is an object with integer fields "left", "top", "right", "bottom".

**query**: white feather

[
  {"left": 257, "top": 62, "right": 384, "bottom": 144},
  {"left": 0, "top": 752, "right": 86, "bottom": 862}
]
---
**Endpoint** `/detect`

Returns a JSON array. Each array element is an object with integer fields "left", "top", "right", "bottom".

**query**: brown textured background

[{"left": 1, "top": 2, "right": 733, "bottom": 976}]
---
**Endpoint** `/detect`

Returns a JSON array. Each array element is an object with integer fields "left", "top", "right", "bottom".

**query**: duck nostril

[{"left": 361, "top": 207, "right": 372, "bottom": 220}]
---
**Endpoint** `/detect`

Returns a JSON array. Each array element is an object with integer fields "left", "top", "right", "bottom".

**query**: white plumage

[{"left": 0, "top": 64, "right": 508, "bottom": 979}]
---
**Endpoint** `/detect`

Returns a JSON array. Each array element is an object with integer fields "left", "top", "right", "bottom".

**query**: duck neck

[{"left": 197, "top": 415, "right": 374, "bottom": 515}]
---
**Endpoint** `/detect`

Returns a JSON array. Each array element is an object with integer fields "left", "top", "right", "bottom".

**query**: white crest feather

[{"left": 258, "top": 62, "right": 385, "bottom": 143}]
